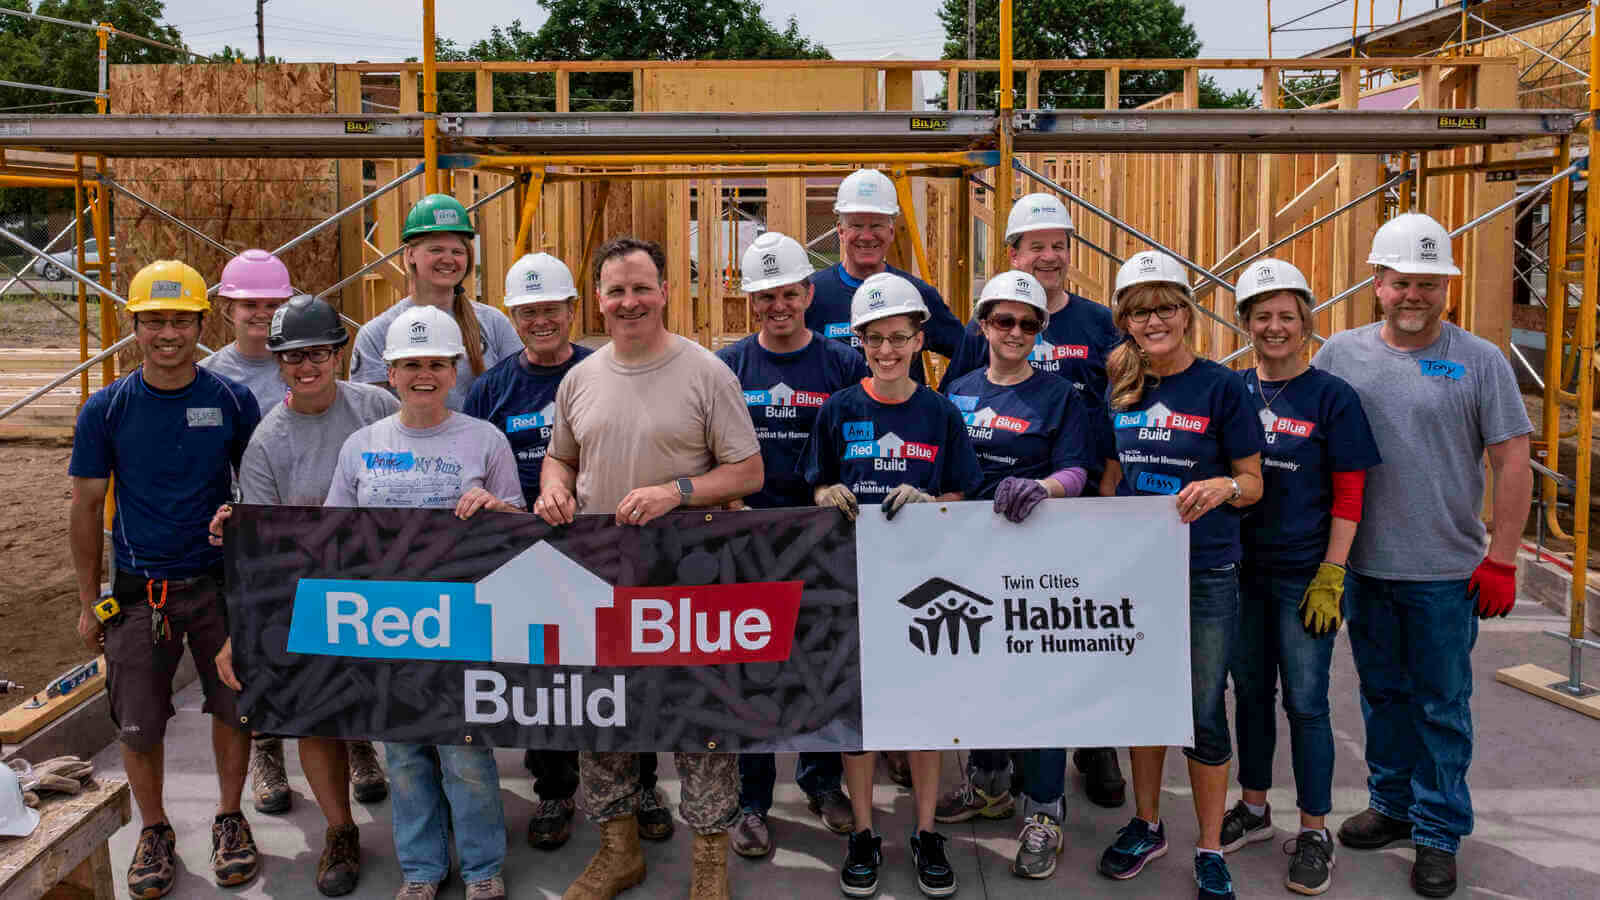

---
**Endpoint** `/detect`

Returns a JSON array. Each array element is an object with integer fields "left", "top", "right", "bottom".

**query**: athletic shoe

[
  {"left": 316, "top": 824, "right": 361, "bottom": 897},
  {"left": 731, "top": 810, "right": 773, "bottom": 858},
  {"left": 1074, "top": 748, "right": 1126, "bottom": 808},
  {"left": 127, "top": 823, "right": 177, "bottom": 899},
  {"left": 1195, "top": 852, "right": 1237, "bottom": 900},
  {"left": 347, "top": 740, "right": 388, "bottom": 804},
  {"left": 527, "top": 796, "right": 576, "bottom": 849},
  {"left": 393, "top": 882, "right": 438, "bottom": 900},
  {"left": 840, "top": 829, "right": 882, "bottom": 897},
  {"left": 211, "top": 812, "right": 261, "bottom": 887},
  {"left": 1220, "top": 800, "right": 1273, "bottom": 852},
  {"left": 1284, "top": 830, "right": 1335, "bottom": 895},
  {"left": 1098, "top": 817, "right": 1168, "bottom": 880},
  {"left": 808, "top": 788, "right": 856, "bottom": 834},
  {"left": 910, "top": 830, "right": 957, "bottom": 897},
  {"left": 934, "top": 778, "right": 1015, "bottom": 823},
  {"left": 1337, "top": 807, "right": 1412, "bottom": 850},
  {"left": 1011, "top": 811, "right": 1063, "bottom": 879},
  {"left": 464, "top": 875, "right": 506, "bottom": 900},
  {"left": 250, "top": 737, "right": 290, "bottom": 814},
  {"left": 638, "top": 787, "right": 675, "bottom": 841},
  {"left": 1411, "top": 846, "right": 1457, "bottom": 898}
]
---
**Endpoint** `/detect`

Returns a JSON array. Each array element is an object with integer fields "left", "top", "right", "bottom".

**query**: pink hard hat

[{"left": 218, "top": 250, "right": 292, "bottom": 299}]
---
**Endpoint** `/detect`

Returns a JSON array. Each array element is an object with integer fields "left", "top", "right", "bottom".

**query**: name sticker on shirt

[
  {"left": 1135, "top": 471, "right": 1182, "bottom": 494},
  {"left": 186, "top": 407, "right": 222, "bottom": 427},
  {"left": 1418, "top": 359, "right": 1465, "bottom": 380}
]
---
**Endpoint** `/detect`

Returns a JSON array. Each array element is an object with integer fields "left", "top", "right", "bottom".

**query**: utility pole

[
  {"left": 256, "top": 0, "right": 267, "bottom": 63},
  {"left": 964, "top": 0, "right": 976, "bottom": 109}
]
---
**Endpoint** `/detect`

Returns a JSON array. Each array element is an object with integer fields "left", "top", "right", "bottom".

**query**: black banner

[{"left": 225, "top": 505, "right": 861, "bottom": 752}]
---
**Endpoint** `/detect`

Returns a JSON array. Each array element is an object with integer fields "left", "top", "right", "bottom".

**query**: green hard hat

[{"left": 402, "top": 194, "right": 476, "bottom": 241}]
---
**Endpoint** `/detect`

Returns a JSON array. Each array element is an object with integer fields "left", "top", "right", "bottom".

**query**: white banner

[{"left": 857, "top": 496, "right": 1193, "bottom": 750}]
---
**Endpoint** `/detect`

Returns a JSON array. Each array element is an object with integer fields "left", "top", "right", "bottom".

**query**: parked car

[{"left": 33, "top": 236, "right": 115, "bottom": 281}]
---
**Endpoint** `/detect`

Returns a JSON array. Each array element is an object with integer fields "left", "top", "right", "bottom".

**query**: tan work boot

[
  {"left": 690, "top": 832, "right": 731, "bottom": 900},
  {"left": 563, "top": 816, "right": 646, "bottom": 900}
]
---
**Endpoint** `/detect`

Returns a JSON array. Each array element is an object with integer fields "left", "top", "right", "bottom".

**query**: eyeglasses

[
  {"left": 277, "top": 347, "right": 336, "bottom": 365},
  {"left": 839, "top": 222, "right": 893, "bottom": 235},
  {"left": 1127, "top": 304, "right": 1185, "bottom": 324},
  {"left": 984, "top": 314, "right": 1043, "bottom": 335},
  {"left": 861, "top": 332, "right": 917, "bottom": 349},
  {"left": 135, "top": 314, "right": 199, "bottom": 332}
]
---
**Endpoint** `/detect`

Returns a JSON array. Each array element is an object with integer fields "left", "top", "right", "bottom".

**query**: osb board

[
  {"left": 108, "top": 64, "right": 339, "bottom": 358},
  {"left": 640, "top": 66, "right": 871, "bottom": 112}
]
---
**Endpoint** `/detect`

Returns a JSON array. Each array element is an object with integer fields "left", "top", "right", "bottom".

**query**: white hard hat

[
  {"left": 0, "top": 761, "right": 40, "bottom": 838},
  {"left": 851, "top": 272, "right": 928, "bottom": 331},
  {"left": 383, "top": 305, "right": 466, "bottom": 362},
  {"left": 504, "top": 253, "right": 577, "bottom": 307},
  {"left": 1005, "top": 192, "right": 1074, "bottom": 243},
  {"left": 1367, "top": 212, "right": 1460, "bottom": 276},
  {"left": 975, "top": 270, "right": 1050, "bottom": 324},
  {"left": 1114, "top": 250, "right": 1193, "bottom": 304},
  {"left": 1234, "top": 258, "right": 1313, "bottom": 319},
  {"left": 741, "top": 232, "right": 814, "bottom": 294},
  {"left": 833, "top": 169, "right": 900, "bottom": 216}
]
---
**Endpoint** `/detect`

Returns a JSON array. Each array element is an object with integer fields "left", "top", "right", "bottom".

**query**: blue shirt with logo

[
  {"left": 1238, "top": 366, "right": 1382, "bottom": 571},
  {"left": 69, "top": 367, "right": 261, "bottom": 578},
  {"left": 1108, "top": 358, "right": 1263, "bottom": 569},
  {"left": 801, "top": 383, "right": 982, "bottom": 503},
  {"left": 805, "top": 262, "right": 965, "bottom": 383},
  {"left": 944, "top": 369, "right": 1095, "bottom": 500},
  {"left": 462, "top": 344, "right": 593, "bottom": 504},
  {"left": 716, "top": 331, "right": 869, "bottom": 508},
  {"left": 938, "top": 294, "right": 1122, "bottom": 402}
]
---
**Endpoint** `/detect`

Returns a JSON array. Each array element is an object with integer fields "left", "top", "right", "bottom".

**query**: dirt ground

[
  {"left": 0, "top": 294, "right": 102, "bottom": 347},
  {"left": 0, "top": 438, "right": 91, "bottom": 713}
]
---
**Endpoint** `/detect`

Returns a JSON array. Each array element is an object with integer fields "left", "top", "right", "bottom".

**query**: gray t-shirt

[
  {"left": 239, "top": 382, "right": 399, "bottom": 505},
  {"left": 347, "top": 298, "right": 523, "bottom": 412},
  {"left": 326, "top": 411, "right": 525, "bottom": 510},
  {"left": 200, "top": 343, "right": 288, "bottom": 412},
  {"left": 1311, "top": 321, "right": 1532, "bottom": 580}
]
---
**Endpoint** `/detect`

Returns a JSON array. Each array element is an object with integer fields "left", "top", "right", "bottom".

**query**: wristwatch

[
  {"left": 1226, "top": 477, "right": 1241, "bottom": 502},
  {"left": 675, "top": 477, "right": 694, "bottom": 504}
]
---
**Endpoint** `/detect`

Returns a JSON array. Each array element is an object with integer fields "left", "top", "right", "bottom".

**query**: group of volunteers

[{"left": 66, "top": 167, "right": 1530, "bottom": 900}]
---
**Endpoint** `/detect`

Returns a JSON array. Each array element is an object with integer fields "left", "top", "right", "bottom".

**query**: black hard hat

[{"left": 267, "top": 294, "right": 349, "bottom": 353}]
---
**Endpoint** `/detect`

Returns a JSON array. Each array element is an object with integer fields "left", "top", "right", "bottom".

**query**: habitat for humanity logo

[
  {"left": 949, "top": 394, "right": 1029, "bottom": 438},
  {"left": 506, "top": 402, "right": 557, "bottom": 434},
  {"left": 898, "top": 577, "right": 994, "bottom": 656},
  {"left": 840, "top": 420, "right": 940, "bottom": 469},
  {"left": 1258, "top": 408, "right": 1314, "bottom": 439},
  {"left": 1113, "top": 402, "right": 1209, "bottom": 439},
  {"left": 743, "top": 382, "right": 829, "bottom": 411},
  {"left": 1029, "top": 337, "right": 1089, "bottom": 363},
  {"left": 285, "top": 541, "right": 802, "bottom": 669}
]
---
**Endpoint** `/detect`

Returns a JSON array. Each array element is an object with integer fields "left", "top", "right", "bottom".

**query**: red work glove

[{"left": 1467, "top": 557, "right": 1517, "bottom": 619}]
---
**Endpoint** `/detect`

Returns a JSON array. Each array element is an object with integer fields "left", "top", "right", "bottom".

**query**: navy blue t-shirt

[
  {"left": 69, "top": 367, "right": 260, "bottom": 578},
  {"left": 1108, "top": 358, "right": 1263, "bottom": 569},
  {"left": 938, "top": 293, "right": 1121, "bottom": 402},
  {"left": 801, "top": 383, "right": 982, "bottom": 503},
  {"left": 805, "top": 262, "right": 964, "bottom": 383},
  {"left": 716, "top": 332, "right": 869, "bottom": 508},
  {"left": 462, "top": 344, "right": 593, "bottom": 504},
  {"left": 944, "top": 369, "right": 1096, "bottom": 500},
  {"left": 1239, "top": 366, "right": 1382, "bottom": 571}
]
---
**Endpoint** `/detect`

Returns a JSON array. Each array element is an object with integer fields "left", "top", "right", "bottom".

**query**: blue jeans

[
  {"left": 738, "top": 753, "right": 843, "bottom": 813},
  {"left": 1345, "top": 573, "right": 1476, "bottom": 853},
  {"left": 1231, "top": 565, "right": 1336, "bottom": 816},
  {"left": 1187, "top": 565, "right": 1241, "bottom": 766},
  {"left": 969, "top": 748, "right": 1065, "bottom": 805},
  {"left": 385, "top": 743, "right": 507, "bottom": 883}
]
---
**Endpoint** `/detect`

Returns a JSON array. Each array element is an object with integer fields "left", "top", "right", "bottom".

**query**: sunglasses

[{"left": 984, "top": 313, "right": 1043, "bottom": 335}]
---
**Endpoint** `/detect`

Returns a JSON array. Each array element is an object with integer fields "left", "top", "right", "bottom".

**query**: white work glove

[
  {"left": 815, "top": 484, "right": 859, "bottom": 521},
  {"left": 882, "top": 483, "right": 934, "bottom": 521}
]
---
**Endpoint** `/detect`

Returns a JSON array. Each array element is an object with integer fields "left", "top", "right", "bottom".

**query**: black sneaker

[
  {"left": 1074, "top": 748, "right": 1126, "bottom": 808},
  {"left": 1220, "top": 800, "right": 1273, "bottom": 852},
  {"left": 1195, "top": 852, "right": 1237, "bottom": 900},
  {"left": 1284, "top": 830, "right": 1335, "bottom": 896},
  {"left": 1411, "top": 846, "right": 1457, "bottom": 898},
  {"left": 910, "top": 830, "right": 957, "bottom": 898},
  {"left": 1098, "top": 817, "right": 1167, "bottom": 880},
  {"left": 840, "top": 829, "right": 883, "bottom": 898},
  {"left": 1337, "top": 807, "right": 1412, "bottom": 850}
]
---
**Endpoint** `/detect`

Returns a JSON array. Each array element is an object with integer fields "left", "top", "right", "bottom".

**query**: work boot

[
  {"left": 127, "top": 823, "right": 177, "bottom": 899},
  {"left": 211, "top": 811, "right": 261, "bottom": 887},
  {"left": 807, "top": 787, "right": 855, "bottom": 834},
  {"left": 527, "top": 797, "right": 577, "bottom": 850},
  {"left": 1337, "top": 808, "right": 1412, "bottom": 850},
  {"left": 465, "top": 875, "right": 507, "bottom": 900},
  {"left": 1410, "top": 847, "right": 1457, "bottom": 898},
  {"left": 564, "top": 816, "right": 647, "bottom": 900},
  {"left": 250, "top": 737, "right": 291, "bottom": 814},
  {"left": 1074, "top": 748, "right": 1126, "bottom": 808},
  {"left": 730, "top": 810, "right": 772, "bottom": 858},
  {"left": 316, "top": 824, "right": 361, "bottom": 897},
  {"left": 347, "top": 740, "right": 388, "bottom": 804},
  {"left": 690, "top": 831, "right": 732, "bottom": 900},
  {"left": 637, "top": 787, "right": 674, "bottom": 841}
]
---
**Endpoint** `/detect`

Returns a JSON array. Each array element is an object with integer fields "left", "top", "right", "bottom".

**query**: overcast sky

[{"left": 154, "top": 0, "right": 1415, "bottom": 97}]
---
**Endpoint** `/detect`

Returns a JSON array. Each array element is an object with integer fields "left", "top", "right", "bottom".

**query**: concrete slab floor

[{"left": 85, "top": 600, "right": 1599, "bottom": 899}]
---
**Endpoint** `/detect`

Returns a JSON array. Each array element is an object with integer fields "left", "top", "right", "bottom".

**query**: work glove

[
  {"left": 993, "top": 476, "right": 1049, "bottom": 524},
  {"left": 1468, "top": 556, "right": 1517, "bottom": 618},
  {"left": 1298, "top": 562, "right": 1346, "bottom": 637},
  {"left": 815, "top": 484, "right": 859, "bottom": 521},
  {"left": 882, "top": 483, "right": 934, "bottom": 521}
]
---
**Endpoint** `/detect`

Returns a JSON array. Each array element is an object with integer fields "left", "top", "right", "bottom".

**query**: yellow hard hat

[{"left": 127, "top": 260, "right": 210, "bottom": 314}]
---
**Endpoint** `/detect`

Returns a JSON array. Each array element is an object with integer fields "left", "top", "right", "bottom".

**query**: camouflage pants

[{"left": 580, "top": 751, "right": 739, "bottom": 835}]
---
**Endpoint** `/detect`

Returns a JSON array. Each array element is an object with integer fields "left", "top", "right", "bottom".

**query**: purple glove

[{"left": 993, "top": 477, "right": 1049, "bottom": 523}]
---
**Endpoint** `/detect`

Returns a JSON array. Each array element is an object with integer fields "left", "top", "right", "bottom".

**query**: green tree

[
  {"left": 437, "top": 1, "right": 831, "bottom": 113},
  {"left": 1278, "top": 74, "right": 1340, "bottom": 109},
  {"left": 936, "top": 0, "right": 1256, "bottom": 110}
]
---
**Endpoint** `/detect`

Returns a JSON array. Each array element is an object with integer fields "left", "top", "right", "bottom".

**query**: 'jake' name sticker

[{"left": 1418, "top": 359, "right": 1465, "bottom": 380}]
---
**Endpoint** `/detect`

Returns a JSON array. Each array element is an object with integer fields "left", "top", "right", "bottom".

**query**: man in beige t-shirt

[{"left": 538, "top": 237, "right": 762, "bottom": 900}]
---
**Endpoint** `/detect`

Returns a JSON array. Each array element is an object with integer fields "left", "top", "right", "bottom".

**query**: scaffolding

[{"left": 0, "top": 0, "right": 1594, "bottom": 708}]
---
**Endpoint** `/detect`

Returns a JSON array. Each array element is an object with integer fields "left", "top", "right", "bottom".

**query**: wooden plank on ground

[{"left": 1496, "top": 664, "right": 1600, "bottom": 720}]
